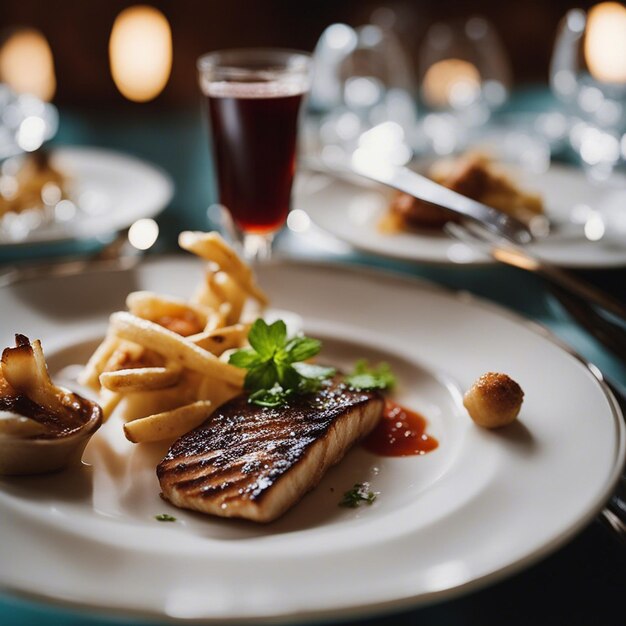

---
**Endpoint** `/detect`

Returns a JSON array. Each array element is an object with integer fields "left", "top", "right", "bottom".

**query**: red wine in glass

[
  {"left": 206, "top": 83, "right": 305, "bottom": 235},
  {"left": 198, "top": 49, "right": 311, "bottom": 260}
]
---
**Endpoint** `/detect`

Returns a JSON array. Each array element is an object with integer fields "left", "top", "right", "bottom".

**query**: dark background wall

[{"left": 0, "top": 0, "right": 600, "bottom": 108}]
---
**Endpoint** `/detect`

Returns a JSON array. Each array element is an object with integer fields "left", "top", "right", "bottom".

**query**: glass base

[{"left": 242, "top": 232, "right": 275, "bottom": 263}]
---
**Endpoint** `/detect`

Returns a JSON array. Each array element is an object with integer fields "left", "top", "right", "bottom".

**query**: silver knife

[{"left": 301, "top": 154, "right": 535, "bottom": 245}]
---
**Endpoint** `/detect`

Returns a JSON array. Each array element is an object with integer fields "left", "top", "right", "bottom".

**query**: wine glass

[
  {"left": 551, "top": 5, "right": 626, "bottom": 181},
  {"left": 417, "top": 17, "right": 511, "bottom": 155},
  {"left": 315, "top": 23, "right": 416, "bottom": 163},
  {"left": 198, "top": 49, "right": 312, "bottom": 261}
]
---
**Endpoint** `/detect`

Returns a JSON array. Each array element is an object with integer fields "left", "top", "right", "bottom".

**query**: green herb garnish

[
  {"left": 155, "top": 513, "right": 176, "bottom": 522},
  {"left": 229, "top": 319, "right": 335, "bottom": 407},
  {"left": 344, "top": 359, "right": 396, "bottom": 391},
  {"left": 339, "top": 482, "right": 378, "bottom": 508}
]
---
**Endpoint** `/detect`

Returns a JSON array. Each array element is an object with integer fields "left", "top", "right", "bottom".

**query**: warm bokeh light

[
  {"left": 128, "top": 218, "right": 159, "bottom": 250},
  {"left": 584, "top": 2, "right": 626, "bottom": 83},
  {"left": 0, "top": 28, "right": 56, "bottom": 101},
  {"left": 109, "top": 5, "right": 172, "bottom": 102},
  {"left": 422, "top": 58, "right": 481, "bottom": 109}
]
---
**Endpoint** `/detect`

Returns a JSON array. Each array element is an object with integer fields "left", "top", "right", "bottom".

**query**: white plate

[
  {"left": 297, "top": 164, "right": 626, "bottom": 268},
  {"left": 0, "top": 259, "right": 623, "bottom": 622},
  {"left": 0, "top": 146, "right": 174, "bottom": 246}
]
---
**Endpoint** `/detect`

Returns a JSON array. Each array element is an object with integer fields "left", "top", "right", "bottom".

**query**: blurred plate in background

[
  {"left": 297, "top": 163, "right": 626, "bottom": 268},
  {"left": 0, "top": 146, "right": 173, "bottom": 248}
]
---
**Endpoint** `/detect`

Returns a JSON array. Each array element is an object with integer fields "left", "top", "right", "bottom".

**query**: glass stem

[{"left": 242, "top": 233, "right": 274, "bottom": 264}]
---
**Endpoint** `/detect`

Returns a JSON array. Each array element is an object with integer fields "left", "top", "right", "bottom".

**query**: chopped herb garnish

[
  {"left": 155, "top": 513, "right": 176, "bottom": 522},
  {"left": 229, "top": 319, "right": 335, "bottom": 407},
  {"left": 248, "top": 384, "right": 294, "bottom": 408},
  {"left": 339, "top": 482, "right": 378, "bottom": 508},
  {"left": 344, "top": 360, "right": 396, "bottom": 391}
]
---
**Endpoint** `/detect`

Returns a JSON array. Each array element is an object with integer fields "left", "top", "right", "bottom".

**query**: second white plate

[
  {"left": 0, "top": 146, "right": 174, "bottom": 247},
  {"left": 296, "top": 164, "right": 626, "bottom": 268}
]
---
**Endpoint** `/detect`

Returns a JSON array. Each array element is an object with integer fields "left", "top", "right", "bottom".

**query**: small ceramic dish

[{"left": 0, "top": 391, "right": 102, "bottom": 476}]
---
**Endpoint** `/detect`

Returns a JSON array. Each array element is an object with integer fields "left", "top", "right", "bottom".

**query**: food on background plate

[
  {"left": 0, "top": 335, "right": 102, "bottom": 475},
  {"left": 379, "top": 152, "right": 544, "bottom": 233},
  {"left": 0, "top": 150, "right": 69, "bottom": 226},
  {"left": 463, "top": 372, "right": 524, "bottom": 429},
  {"left": 158, "top": 375, "right": 384, "bottom": 523}
]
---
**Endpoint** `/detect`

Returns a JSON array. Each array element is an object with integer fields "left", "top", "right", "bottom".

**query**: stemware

[
  {"left": 550, "top": 4, "right": 626, "bottom": 181},
  {"left": 198, "top": 48, "right": 311, "bottom": 261},
  {"left": 416, "top": 17, "right": 511, "bottom": 155},
  {"left": 315, "top": 23, "right": 416, "bottom": 164}
]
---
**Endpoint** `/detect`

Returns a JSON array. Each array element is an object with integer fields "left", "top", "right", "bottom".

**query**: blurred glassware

[
  {"left": 0, "top": 84, "right": 58, "bottom": 160},
  {"left": 416, "top": 17, "right": 511, "bottom": 155},
  {"left": 551, "top": 3, "right": 626, "bottom": 181},
  {"left": 315, "top": 22, "right": 416, "bottom": 165},
  {"left": 309, "top": 23, "right": 358, "bottom": 112}
]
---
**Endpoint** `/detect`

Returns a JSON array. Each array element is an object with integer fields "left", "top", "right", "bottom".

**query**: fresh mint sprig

[{"left": 229, "top": 319, "right": 335, "bottom": 407}]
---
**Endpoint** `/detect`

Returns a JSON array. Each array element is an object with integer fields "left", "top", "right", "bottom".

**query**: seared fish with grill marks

[{"left": 157, "top": 377, "right": 383, "bottom": 522}]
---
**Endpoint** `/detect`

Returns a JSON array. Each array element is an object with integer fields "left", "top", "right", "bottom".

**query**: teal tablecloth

[{"left": 1, "top": 89, "right": 625, "bottom": 625}]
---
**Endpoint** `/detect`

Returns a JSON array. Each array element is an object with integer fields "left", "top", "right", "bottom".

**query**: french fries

[
  {"left": 78, "top": 335, "right": 119, "bottom": 390},
  {"left": 119, "top": 371, "right": 201, "bottom": 422},
  {"left": 196, "top": 377, "right": 241, "bottom": 405},
  {"left": 210, "top": 272, "right": 246, "bottom": 325},
  {"left": 188, "top": 324, "right": 249, "bottom": 355},
  {"left": 82, "top": 230, "right": 263, "bottom": 445},
  {"left": 126, "top": 291, "right": 208, "bottom": 335},
  {"left": 123, "top": 400, "right": 213, "bottom": 443},
  {"left": 179, "top": 231, "right": 268, "bottom": 305},
  {"left": 99, "top": 363, "right": 182, "bottom": 392},
  {"left": 191, "top": 269, "right": 225, "bottom": 310},
  {"left": 204, "top": 303, "right": 231, "bottom": 332},
  {"left": 110, "top": 312, "right": 245, "bottom": 387}
]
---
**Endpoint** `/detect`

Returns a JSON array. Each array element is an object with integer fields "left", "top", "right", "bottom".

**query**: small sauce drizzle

[
  {"left": 155, "top": 312, "right": 203, "bottom": 337},
  {"left": 363, "top": 400, "right": 438, "bottom": 457}
]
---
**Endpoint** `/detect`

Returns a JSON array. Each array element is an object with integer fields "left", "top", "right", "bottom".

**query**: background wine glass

[
  {"left": 198, "top": 48, "right": 311, "bottom": 262},
  {"left": 417, "top": 17, "right": 511, "bottom": 156},
  {"left": 550, "top": 3, "right": 626, "bottom": 182},
  {"left": 315, "top": 22, "right": 416, "bottom": 165}
]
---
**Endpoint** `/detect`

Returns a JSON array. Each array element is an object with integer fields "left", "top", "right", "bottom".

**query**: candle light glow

[
  {"left": 0, "top": 28, "right": 56, "bottom": 101},
  {"left": 109, "top": 5, "right": 173, "bottom": 102},
  {"left": 422, "top": 58, "right": 481, "bottom": 109},
  {"left": 584, "top": 2, "right": 626, "bottom": 84}
]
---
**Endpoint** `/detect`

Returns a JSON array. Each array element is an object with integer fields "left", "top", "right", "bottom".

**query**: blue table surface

[{"left": 1, "top": 88, "right": 625, "bottom": 625}]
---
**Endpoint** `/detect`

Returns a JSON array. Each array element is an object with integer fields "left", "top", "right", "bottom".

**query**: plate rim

[
  {"left": 0, "top": 145, "right": 174, "bottom": 248},
  {"left": 0, "top": 256, "right": 624, "bottom": 623}
]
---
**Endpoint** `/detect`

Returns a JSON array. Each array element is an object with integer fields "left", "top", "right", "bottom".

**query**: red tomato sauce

[{"left": 363, "top": 400, "right": 439, "bottom": 457}]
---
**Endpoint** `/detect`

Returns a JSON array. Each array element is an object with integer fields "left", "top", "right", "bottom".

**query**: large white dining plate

[
  {"left": 0, "top": 146, "right": 173, "bottom": 246},
  {"left": 0, "top": 258, "right": 623, "bottom": 622},
  {"left": 296, "top": 164, "right": 626, "bottom": 268}
]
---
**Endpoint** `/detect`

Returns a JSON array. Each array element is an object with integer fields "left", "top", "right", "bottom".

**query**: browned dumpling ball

[{"left": 463, "top": 372, "right": 524, "bottom": 428}]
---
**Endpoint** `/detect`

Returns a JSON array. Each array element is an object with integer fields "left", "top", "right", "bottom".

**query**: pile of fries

[{"left": 79, "top": 231, "right": 267, "bottom": 444}]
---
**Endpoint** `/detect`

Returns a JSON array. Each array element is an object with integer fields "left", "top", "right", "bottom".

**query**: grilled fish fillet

[{"left": 157, "top": 377, "right": 383, "bottom": 522}]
